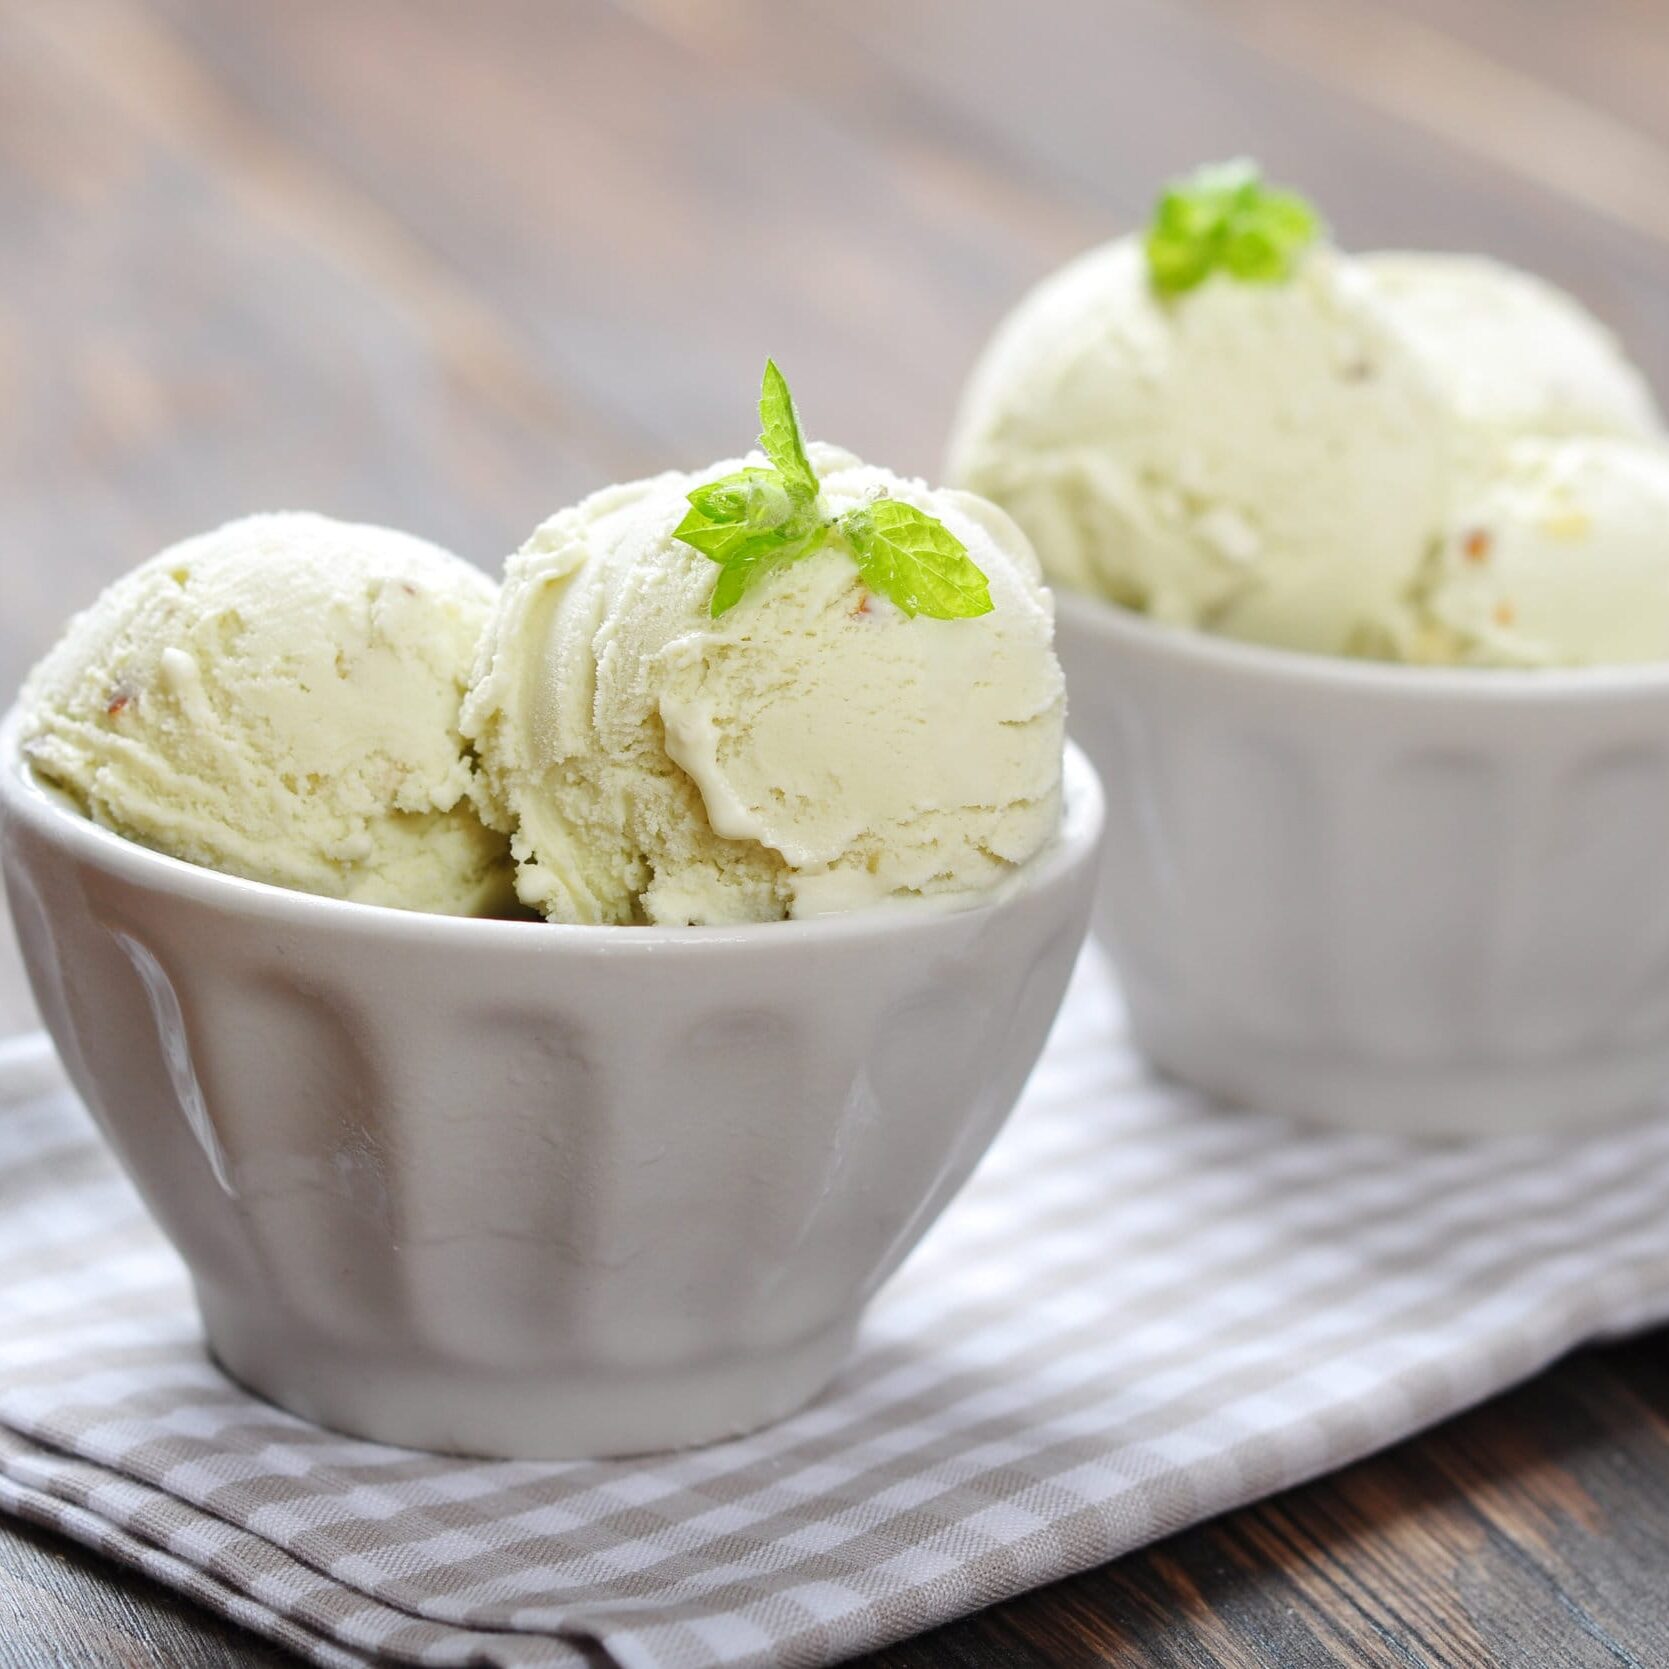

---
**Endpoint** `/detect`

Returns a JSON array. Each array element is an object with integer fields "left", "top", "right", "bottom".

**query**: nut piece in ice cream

[
  {"left": 1413, "top": 439, "right": 1669, "bottom": 668},
  {"left": 19, "top": 512, "right": 512, "bottom": 913},
  {"left": 464, "top": 366, "right": 1065, "bottom": 926}
]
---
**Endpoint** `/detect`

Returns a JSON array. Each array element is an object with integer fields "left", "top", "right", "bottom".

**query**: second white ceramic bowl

[
  {"left": 1057, "top": 589, "right": 1669, "bottom": 1137},
  {"left": 0, "top": 714, "right": 1102, "bottom": 1458}
]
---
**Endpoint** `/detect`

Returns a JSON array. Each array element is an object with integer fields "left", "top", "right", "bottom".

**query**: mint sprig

[
  {"left": 674, "top": 468, "right": 825, "bottom": 567},
  {"left": 1145, "top": 159, "right": 1322, "bottom": 296},
  {"left": 674, "top": 361, "right": 993, "bottom": 620},
  {"left": 756, "top": 358, "right": 819, "bottom": 502},
  {"left": 842, "top": 500, "right": 992, "bottom": 618}
]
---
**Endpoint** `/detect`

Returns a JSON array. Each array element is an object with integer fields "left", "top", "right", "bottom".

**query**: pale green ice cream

[
  {"left": 949, "top": 221, "right": 1667, "bottom": 665},
  {"left": 19, "top": 512, "right": 513, "bottom": 913},
  {"left": 946, "top": 238, "right": 1456, "bottom": 657},
  {"left": 1360, "top": 253, "right": 1661, "bottom": 446},
  {"left": 462, "top": 444, "right": 1066, "bottom": 925},
  {"left": 1412, "top": 439, "right": 1669, "bottom": 668}
]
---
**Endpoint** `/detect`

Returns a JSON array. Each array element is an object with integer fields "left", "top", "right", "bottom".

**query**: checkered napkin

[{"left": 4, "top": 952, "right": 1669, "bottom": 1669}]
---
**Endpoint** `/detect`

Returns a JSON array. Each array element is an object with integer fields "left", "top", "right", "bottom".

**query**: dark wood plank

[
  {"left": 1371, "top": 0, "right": 1669, "bottom": 153},
  {"left": 0, "top": 0, "right": 641, "bottom": 698},
  {"left": 799, "top": 0, "right": 1669, "bottom": 396},
  {"left": 140, "top": 0, "right": 1089, "bottom": 481},
  {"left": 0, "top": 1512, "right": 295, "bottom": 1668}
]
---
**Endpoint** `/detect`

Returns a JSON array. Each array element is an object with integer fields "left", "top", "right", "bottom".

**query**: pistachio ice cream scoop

[
  {"left": 463, "top": 364, "right": 1066, "bottom": 925},
  {"left": 18, "top": 512, "right": 511, "bottom": 913},
  {"left": 947, "top": 165, "right": 1455, "bottom": 657},
  {"left": 1414, "top": 438, "right": 1669, "bottom": 667},
  {"left": 950, "top": 160, "right": 1668, "bottom": 666},
  {"left": 1360, "top": 253, "right": 1661, "bottom": 446}
]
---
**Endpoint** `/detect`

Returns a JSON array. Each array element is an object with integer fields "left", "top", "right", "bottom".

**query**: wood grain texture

[
  {"left": 2, "top": 0, "right": 1668, "bottom": 1663},
  {"left": 0, "top": 1513, "right": 296, "bottom": 1668}
]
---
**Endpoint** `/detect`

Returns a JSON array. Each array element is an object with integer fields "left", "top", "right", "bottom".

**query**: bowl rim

[
  {"left": 1053, "top": 586, "right": 1669, "bottom": 704},
  {"left": 0, "top": 706, "right": 1103, "bottom": 948}
]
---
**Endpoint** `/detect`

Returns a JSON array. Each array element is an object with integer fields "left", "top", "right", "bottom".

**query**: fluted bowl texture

[
  {"left": 1057, "top": 588, "right": 1669, "bottom": 1137},
  {"left": 0, "top": 710, "right": 1103, "bottom": 1459}
]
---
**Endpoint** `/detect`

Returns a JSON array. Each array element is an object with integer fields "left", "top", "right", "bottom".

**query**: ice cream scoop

[
  {"left": 949, "top": 162, "right": 1667, "bottom": 664},
  {"left": 464, "top": 370, "right": 1065, "bottom": 926},
  {"left": 1362, "top": 253, "right": 1661, "bottom": 446},
  {"left": 946, "top": 233, "right": 1454, "bottom": 658},
  {"left": 19, "top": 512, "right": 511, "bottom": 914},
  {"left": 1412, "top": 438, "right": 1669, "bottom": 667}
]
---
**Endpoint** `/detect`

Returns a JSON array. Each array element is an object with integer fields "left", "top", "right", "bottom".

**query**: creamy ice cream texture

[
  {"left": 15, "top": 369, "right": 1064, "bottom": 924},
  {"left": 1360, "top": 253, "right": 1660, "bottom": 445},
  {"left": 19, "top": 512, "right": 512, "bottom": 913},
  {"left": 1414, "top": 439, "right": 1669, "bottom": 668},
  {"left": 949, "top": 162, "right": 1668, "bottom": 665},
  {"left": 463, "top": 443, "right": 1066, "bottom": 926},
  {"left": 947, "top": 236, "right": 1454, "bottom": 656}
]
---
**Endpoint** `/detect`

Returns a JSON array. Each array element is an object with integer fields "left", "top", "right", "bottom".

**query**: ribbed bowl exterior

[
  {"left": 0, "top": 718, "right": 1100, "bottom": 1458},
  {"left": 1057, "top": 592, "right": 1669, "bottom": 1137}
]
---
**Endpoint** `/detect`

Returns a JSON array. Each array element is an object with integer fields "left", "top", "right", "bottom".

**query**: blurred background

[{"left": 2, "top": 0, "right": 1666, "bottom": 1020}]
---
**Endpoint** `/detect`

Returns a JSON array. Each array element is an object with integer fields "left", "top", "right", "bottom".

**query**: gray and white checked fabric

[{"left": 3, "top": 949, "right": 1669, "bottom": 1669}]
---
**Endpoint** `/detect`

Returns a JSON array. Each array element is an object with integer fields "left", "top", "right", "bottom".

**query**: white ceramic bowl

[
  {"left": 1057, "top": 589, "right": 1669, "bottom": 1138},
  {"left": 0, "top": 712, "right": 1102, "bottom": 1458}
]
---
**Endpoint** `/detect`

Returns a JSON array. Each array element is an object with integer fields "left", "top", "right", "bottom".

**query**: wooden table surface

[{"left": 3, "top": 1, "right": 1669, "bottom": 1663}]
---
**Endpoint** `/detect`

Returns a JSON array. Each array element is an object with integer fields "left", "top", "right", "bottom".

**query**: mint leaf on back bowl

[
  {"left": 1146, "top": 158, "right": 1323, "bottom": 296},
  {"left": 840, "top": 499, "right": 994, "bottom": 620}
]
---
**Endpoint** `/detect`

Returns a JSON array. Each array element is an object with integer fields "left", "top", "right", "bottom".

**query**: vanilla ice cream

[
  {"left": 19, "top": 513, "right": 512, "bottom": 912},
  {"left": 1412, "top": 438, "right": 1669, "bottom": 667},
  {"left": 463, "top": 444, "right": 1065, "bottom": 925},
  {"left": 946, "top": 238, "right": 1455, "bottom": 657},
  {"left": 1362, "top": 253, "right": 1662, "bottom": 446}
]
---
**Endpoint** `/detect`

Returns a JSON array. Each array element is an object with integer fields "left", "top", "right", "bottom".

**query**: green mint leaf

[
  {"left": 675, "top": 466, "right": 808, "bottom": 569},
  {"left": 684, "top": 467, "right": 798, "bottom": 534},
  {"left": 678, "top": 361, "right": 990, "bottom": 623},
  {"left": 674, "top": 361, "right": 833, "bottom": 616},
  {"left": 709, "top": 524, "right": 829, "bottom": 617},
  {"left": 1145, "top": 158, "right": 1322, "bottom": 296},
  {"left": 675, "top": 511, "right": 783, "bottom": 566},
  {"left": 674, "top": 467, "right": 824, "bottom": 570},
  {"left": 757, "top": 359, "right": 819, "bottom": 503},
  {"left": 839, "top": 499, "right": 993, "bottom": 619}
]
